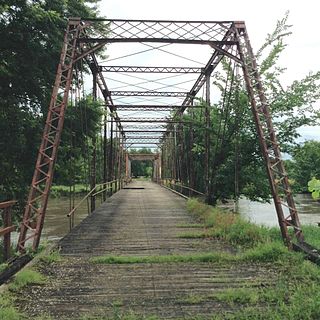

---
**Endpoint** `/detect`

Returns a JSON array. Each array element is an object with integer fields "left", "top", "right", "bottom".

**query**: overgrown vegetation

[
  {"left": 38, "top": 250, "right": 62, "bottom": 265},
  {"left": 89, "top": 198, "right": 320, "bottom": 319},
  {"left": 184, "top": 198, "right": 320, "bottom": 249},
  {"left": 9, "top": 269, "right": 46, "bottom": 292}
]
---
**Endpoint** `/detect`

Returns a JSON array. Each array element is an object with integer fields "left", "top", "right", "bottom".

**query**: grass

[
  {"left": 79, "top": 312, "right": 159, "bottom": 320},
  {"left": 91, "top": 241, "right": 296, "bottom": 265},
  {"left": 0, "top": 267, "right": 48, "bottom": 319},
  {"left": 91, "top": 252, "right": 234, "bottom": 264},
  {"left": 90, "top": 198, "right": 320, "bottom": 319},
  {"left": 0, "top": 262, "right": 8, "bottom": 272},
  {"left": 185, "top": 198, "right": 320, "bottom": 251},
  {"left": 185, "top": 198, "right": 274, "bottom": 248},
  {"left": 175, "top": 223, "right": 205, "bottom": 228},
  {"left": 0, "top": 293, "right": 22, "bottom": 320},
  {"left": 9, "top": 268, "right": 46, "bottom": 291},
  {"left": 39, "top": 250, "right": 62, "bottom": 265}
]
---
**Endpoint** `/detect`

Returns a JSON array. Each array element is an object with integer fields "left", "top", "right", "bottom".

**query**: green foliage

[
  {"left": 164, "top": 13, "right": 320, "bottom": 205},
  {"left": 308, "top": 177, "right": 320, "bottom": 199},
  {"left": 50, "top": 184, "right": 88, "bottom": 197},
  {"left": 9, "top": 269, "right": 46, "bottom": 291},
  {"left": 302, "top": 225, "right": 320, "bottom": 248},
  {"left": 39, "top": 250, "right": 62, "bottom": 265},
  {"left": 0, "top": 0, "right": 104, "bottom": 213},
  {"left": 0, "top": 306, "right": 21, "bottom": 320},
  {"left": 186, "top": 198, "right": 271, "bottom": 248},
  {"left": 129, "top": 148, "right": 154, "bottom": 178},
  {"left": 54, "top": 96, "right": 104, "bottom": 186},
  {"left": 290, "top": 141, "right": 320, "bottom": 192},
  {"left": 91, "top": 252, "right": 233, "bottom": 265}
]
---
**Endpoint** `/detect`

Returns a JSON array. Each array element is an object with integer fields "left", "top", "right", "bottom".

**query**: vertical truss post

[
  {"left": 125, "top": 152, "right": 129, "bottom": 181},
  {"left": 205, "top": 74, "right": 211, "bottom": 203},
  {"left": 2, "top": 205, "right": 12, "bottom": 261},
  {"left": 17, "top": 18, "right": 82, "bottom": 252},
  {"left": 158, "top": 153, "right": 162, "bottom": 183},
  {"left": 173, "top": 126, "right": 177, "bottom": 182},
  {"left": 235, "top": 22, "right": 303, "bottom": 246},
  {"left": 90, "top": 71, "right": 97, "bottom": 212},
  {"left": 189, "top": 101, "right": 195, "bottom": 195},
  {"left": 109, "top": 117, "right": 114, "bottom": 183},
  {"left": 103, "top": 108, "right": 107, "bottom": 201}
]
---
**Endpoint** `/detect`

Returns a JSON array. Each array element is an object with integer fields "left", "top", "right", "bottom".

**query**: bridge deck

[{"left": 16, "top": 181, "right": 276, "bottom": 319}]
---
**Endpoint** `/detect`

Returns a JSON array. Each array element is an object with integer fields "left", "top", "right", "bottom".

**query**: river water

[
  {"left": 237, "top": 193, "right": 320, "bottom": 227},
  {"left": 40, "top": 193, "right": 320, "bottom": 242}
]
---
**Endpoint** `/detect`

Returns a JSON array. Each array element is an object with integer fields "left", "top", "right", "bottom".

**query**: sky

[{"left": 95, "top": 0, "right": 320, "bottom": 143}]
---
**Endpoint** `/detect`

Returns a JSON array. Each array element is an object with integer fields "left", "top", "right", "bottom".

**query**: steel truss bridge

[{"left": 16, "top": 17, "right": 320, "bottom": 262}]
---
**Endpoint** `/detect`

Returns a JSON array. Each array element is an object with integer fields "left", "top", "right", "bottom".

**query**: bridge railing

[
  {"left": 67, "top": 179, "right": 124, "bottom": 230},
  {"left": 0, "top": 200, "right": 17, "bottom": 261},
  {"left": 161, "top": 179, "right": 205, "bottom": 198}
]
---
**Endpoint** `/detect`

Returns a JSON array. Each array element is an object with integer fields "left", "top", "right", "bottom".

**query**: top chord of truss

[
  {"left": 78, "top": 19, "right": 238, "bottom": 44},
  {"left": 110, "top": 91, "right": 188, "bottom": 97},
  {"left": 99, "top": 66, "right": 204, "bottom": 73}
]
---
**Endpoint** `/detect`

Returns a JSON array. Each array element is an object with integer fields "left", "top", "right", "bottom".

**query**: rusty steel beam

[
  {"left": 122, "top": 125, "right": 166, "bottom": 129},
  {"left": 125, "top": 136, "right": 168, "bottom": 140},
  {"left": 235, "top": 22, "right": 304, "bottom": 247},
  {"left": 86, "top": 58, "right": 125, "bottom": 136},
  {"left": 110, "top": 118, "right": 188, "bottom": 123},
  {"left": 113, "top": 104, "right": 201, "bottom": 111},
  {"left": 179, "top": 28, "right": 237, "bottom": 113},
  {"left": 79, "top": 38, "right": 237, "bottom": 45},
  {"left": 100, "top": 66, "right": 203, "bottom": 73},
  {"left": 117, "top": 130, "right": 169, "bottom": 133},
  {"left": 17, "top": 18, "right": 82, "bottom": 252},
  {"left": 79, "top": 19, "right": 235, "bottom": 44},
  {"left": 110, "top": 91, "right": 188, "bottom": 97}
]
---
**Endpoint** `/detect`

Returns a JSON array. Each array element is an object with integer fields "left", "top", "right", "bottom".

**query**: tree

[
  {"left": 53, "top": 95, "right": 103, "bottom": 186},
  {"left": 290, "top": 141, "right": 320, "bottom": 192},
  {"left": 308, "top": 177, "right": 320, "bottom": 199},
  {"left": 0, "top": 1, "right": 104, "bottom": 210},
  {"left": 172, "top": 13, "right": 320, "bottom": 204},
  {"left": 129, "top": 148, "right": 154, "bottom": 178}
]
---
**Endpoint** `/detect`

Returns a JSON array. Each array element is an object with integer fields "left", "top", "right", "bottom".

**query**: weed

[
  {"left": 177, "top": 231, "right": 207, "bottom": 238},
  {"left": 0, "top": 262, "right": 8, "bottom": 272},
  {"left": 175, "top": 223, "right": 205, "bottom": 228},
  {"left": 0, "top": 293, "right": 22, "bottom": 320},
  {"left": 213, "top": 288, "right": 259, "bottom": 305},
  {"left": 179, "top": 294, "right": 206, "bottom": 305},
  {"left": 91, "top": 252, "right": 234, "bottom": 264},
  {"left": 0, "top": 305, "right": 22, "bottom": 320},
  {"left": 112, "top": 299, "right": 124, "bottom": 307},
  {"left": 9, "top": 269, "right": 46, "bottom": 291},
  {"left": 186, "top": 198, "right": 271, "bottom": 248},
  {"left": 39, "top": 250, "right": 62, "bottom": 265},
  {"left": 301, "top": 225, "right": 320, "bottom": 248}
]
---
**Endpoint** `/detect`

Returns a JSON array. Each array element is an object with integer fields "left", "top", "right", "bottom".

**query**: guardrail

[
  {"left": 161, "top": 179, "right": 205, "bottom": 198},
  {"left": 67, "top": 179, "right": 124, "bottom": 230},
  {"left": 0, "top": 200, "right": 17, "bottom": 261}
]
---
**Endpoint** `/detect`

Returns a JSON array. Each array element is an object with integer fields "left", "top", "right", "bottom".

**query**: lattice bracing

[
  {"left": 234, "top": 22, "right": 303, "bottom": 246},
  {"left": 80, "top": 19, "right": 234, "bottom": 44},
  {"left": 18, "top": 19, "right": 83, "bottom": 251}
]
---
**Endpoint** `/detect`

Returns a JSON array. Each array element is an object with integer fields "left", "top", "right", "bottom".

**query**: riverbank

[{"left": 178, "top": 198, "right": 320, "bottom": 319}]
